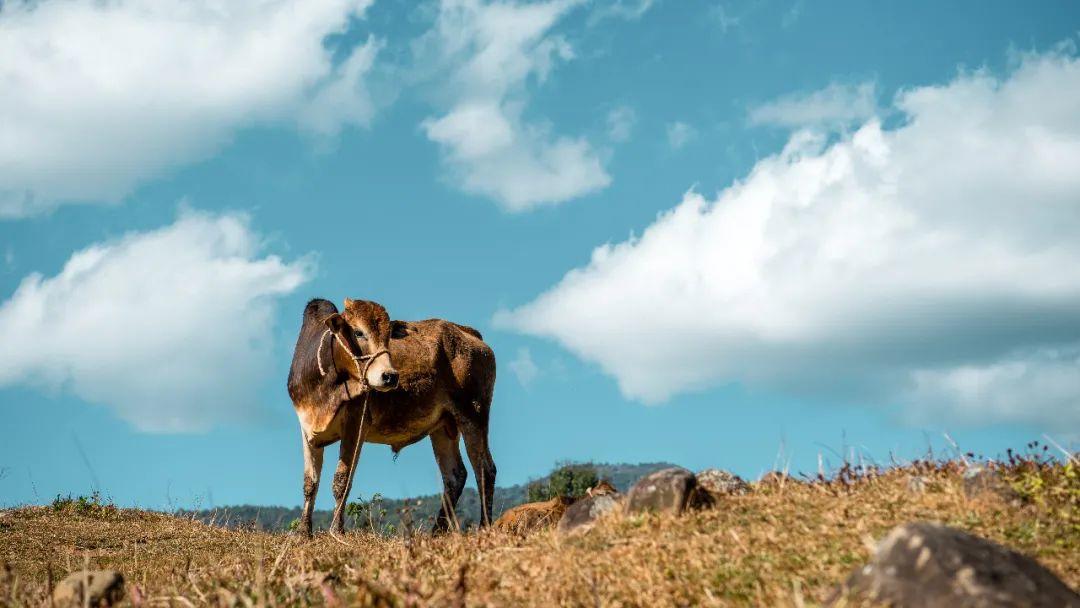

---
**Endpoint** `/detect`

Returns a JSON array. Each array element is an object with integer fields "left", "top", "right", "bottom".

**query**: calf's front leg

[{"left": 330, "top": 410, "right": 364, "bottom": 534}]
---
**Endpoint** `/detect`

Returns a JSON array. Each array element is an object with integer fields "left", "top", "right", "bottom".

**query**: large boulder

[
  {"left": 557, "top": 494, "right": 621, "bottom": 535},
  {"left": 828, "top": 522, "right": 1079, "bottom": 607},
  {"left": 625, "top": 467, "right": 702, "bottom": 515},
  {"left": 53, "top": 570, "right": 125, "bottom": 607},
  {"left": 696, "top": 469, "right": 750, "bottom": 497},
  {"left": 494, "top": 496, "right": 573, "bottom": 535}
]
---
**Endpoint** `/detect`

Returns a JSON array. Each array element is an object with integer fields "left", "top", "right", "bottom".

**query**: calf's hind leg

[
  {"left": 430, "top": 420, "right": 467, "bottom": 533},
  {"left": 457, "top": 410, "right": 496, "bottom": 527}
]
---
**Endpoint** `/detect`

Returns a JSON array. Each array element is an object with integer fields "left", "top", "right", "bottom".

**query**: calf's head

[{"left": 324, "top": 298, "right": 400, "bottom": 391}]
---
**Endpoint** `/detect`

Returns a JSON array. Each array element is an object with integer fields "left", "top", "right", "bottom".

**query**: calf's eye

[{"left": 354, "top": 330, "right": 366, "bottom": 340}]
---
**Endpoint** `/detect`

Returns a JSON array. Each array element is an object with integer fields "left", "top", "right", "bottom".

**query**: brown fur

[
  {"left": 494, "top": 480, "right": 619, "bottom": 535},
  {"left": 494, "top": 496, "right": 573, "bottom": 535},
  {"left": 587, "top": 479, "right": 617, "bottom": 497},
  {"left": 287, "top": 298, "right": 498, "bottom": 536}
]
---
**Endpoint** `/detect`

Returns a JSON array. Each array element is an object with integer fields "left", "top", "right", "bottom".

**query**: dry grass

[{"left": 1, "top": 457, "right": 1076, "bottom": 607}]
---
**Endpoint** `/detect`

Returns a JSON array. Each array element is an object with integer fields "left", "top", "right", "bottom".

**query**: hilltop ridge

[{"left": 184, "top": 461, "right": 678, "bottom": 532}]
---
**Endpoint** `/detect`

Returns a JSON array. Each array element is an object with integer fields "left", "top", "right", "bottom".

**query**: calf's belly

[
  {"left": 362, "top": 398, "right": 447, "bottom": 451},
  {"left": 297, "top": 393, "right": 450, "bottom": 452}
]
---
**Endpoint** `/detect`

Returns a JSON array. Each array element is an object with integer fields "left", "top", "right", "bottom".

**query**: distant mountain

[{"left": 184, "top": 462, "right": 677, "bottom": 533}]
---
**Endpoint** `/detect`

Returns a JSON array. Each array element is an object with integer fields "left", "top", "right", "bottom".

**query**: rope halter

[{"left": 317, "top": 327, "right": 391, "bottom": 390}]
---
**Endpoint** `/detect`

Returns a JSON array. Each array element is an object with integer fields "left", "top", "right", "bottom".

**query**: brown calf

[{"left": 287, "top": 298, "right": 497, "bottom": 535}]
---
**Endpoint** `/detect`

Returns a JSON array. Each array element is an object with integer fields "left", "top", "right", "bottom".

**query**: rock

[
  {"left": 494, "top": 496, "right": 573, "bottom": 535},
  {"left": 53, "top": 570, "right": 125, "bottom": 607},
  {"left": 557, "top": 494, "right": 621, "bottom": 535},
  {"left": 625, "top": 467, "right": 703, "bottom": 515},
  {"left": 828, "top": 522, "right": 1080, "bottom": 608},
  {"left": 696, "top": 469, "right": 750, "bottom": 497},
  {"left": 963, "top": 465, "right": 1021, "bottom": 503}
]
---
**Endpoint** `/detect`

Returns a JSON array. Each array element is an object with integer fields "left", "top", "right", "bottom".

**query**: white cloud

[
  {"left": 298, "top": 35, "right": 383, "bottom": 139},
  {"left": 666, "top": 121, "right": 697, "bottom": 149},
  {"left": 749, "top": 82, "right": 877, "bottom": 129},
  {"left": 417, "top": 0, "right": 610, "bottom": 211},
  {"left": 497, "top": 46, "right": 1080, "bottom": 430},
  {"left": 910, "top": 348, "right": 1080, "bottom": 430},
  {"left": 509, "top": 347, "right": 540, "bottom": 386},
  {"left": 607, "top": 106, "right": 637, "bottom": 142},
  {"left": 0, "top": 0, "right": 379, "bottom": 217},
  {"left": 589, "top": 0, "right": 659, "bottom": 24},
  {"left": 0, "top": 211, "right": 313, "bottom": 432}
]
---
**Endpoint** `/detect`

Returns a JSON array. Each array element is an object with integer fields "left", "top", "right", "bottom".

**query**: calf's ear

[
  {"left": 390, "top": 320, "right": 408, "bottom": 339},
  {"left": 324, "top": 313, "right": 347, "bottom": 332}
]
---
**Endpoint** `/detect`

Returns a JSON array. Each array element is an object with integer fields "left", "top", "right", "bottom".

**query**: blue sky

[{"left": 2, "top": 0, "right": 1079, "bottom": 510}]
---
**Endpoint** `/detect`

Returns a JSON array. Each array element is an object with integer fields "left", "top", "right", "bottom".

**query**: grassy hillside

[
  {"left": 183, "top": 462, "right": 677, "bottom": 532},
  {"left": 1, "top": 452, "right": 1076, "bottom": 606}
]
